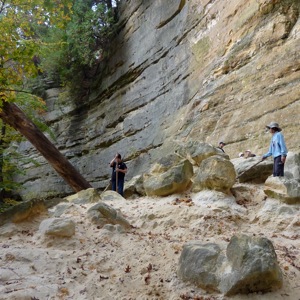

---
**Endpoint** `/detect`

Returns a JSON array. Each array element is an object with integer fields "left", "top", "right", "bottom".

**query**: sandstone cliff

[{"left": 15, "top": 0, "right": 300, "bottom": 199}]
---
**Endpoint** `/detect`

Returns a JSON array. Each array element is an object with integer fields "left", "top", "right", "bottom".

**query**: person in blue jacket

[{"left": 262, "top": 122, "right": 288, "bottom": 177}]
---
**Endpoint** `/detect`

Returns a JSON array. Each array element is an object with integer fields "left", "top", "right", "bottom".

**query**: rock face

[
  {"left": 232, "top": 157, "right": 273, "bottom": 183},
  {"left": 143, "top": 156, "right": 193, "bottom": 196},
  {"left": 192, "top": 155, "right": 236, "bottom": 193},
  {"left": 178, "top": 234, "right": 283, "bottom": 296},
  {"left": 13, "top": 0, "right": 300, "bottom": 199},
  {"left": 39, "top": 218, "right": 76, "bottom": 237}
]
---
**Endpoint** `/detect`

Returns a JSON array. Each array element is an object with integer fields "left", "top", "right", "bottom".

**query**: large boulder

[
  {"left": 192, "top": 155, "right": 236, "bottom": 193},
  {"left": 175, "top": 140, "right": 228, "bottom": 165},
  {"left": 263, "top": 152, "right": 300, "bottom": 204},
  {"left": 220, "top": 235, "right": 283, "bottom": 296},
  {"left": 87, "top": 202, "right": 131, "bottom": 229},
  {"left": 143, "top": 157, "right": 193, "bottom": 196},
  {"left": 264, "top": 176, "right": 300, "bottom": 204},
  {"left": 232, "top": 157, "right": 273, "bottom": 183},
  {"left": 124, "top": 175, "right": 145, "bottom": 198},
  {"left": 178, "top": 234, "right": 283, "bottom": 296},
  {"left": 178, "top": 242, "right": 224, "bottom": 292},
  {"left": 64, "top": 188, "right": 100, "bottom": 204},
  {"left": 100, "top": 190, "right": 125, "bottom": 201},
  {"left": 39, "top": 218, "right": 76, "bottom": 237},
  {"left": 284, "top": 152, "right": 300, "bottom": 180}
]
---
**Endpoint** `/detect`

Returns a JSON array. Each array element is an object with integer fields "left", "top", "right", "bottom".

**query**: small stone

[{"left": 39, "top": 218, "right": 76, "bottom": 237}]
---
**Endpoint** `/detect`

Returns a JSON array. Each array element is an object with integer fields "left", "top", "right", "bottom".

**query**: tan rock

[
  {"left": 143, "top": 159, "right": 193, "bottom": 196},
  {"left": 101, "top": 190, "right": 125, "bottom": 201},
  {"left": 39, "top": 218, "right": 76, "bottom": 237},
  {"left": 264, "top": 176, "right": 300, "bottom": 204},
  {"left": 192, "top": 155, "right": 236, "bottom": 193},
  {"left": 64, "top": 188, "right": 100, "bottom": 204}
]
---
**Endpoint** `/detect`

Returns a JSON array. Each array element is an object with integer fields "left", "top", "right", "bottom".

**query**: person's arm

[
  {"left": 110, "top": 154, "right": 118, "bottom": 167},
  {"left": 262, "top": 142, "right": 272, "bottom": 160}
]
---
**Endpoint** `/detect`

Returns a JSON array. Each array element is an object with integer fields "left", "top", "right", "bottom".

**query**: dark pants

[
  {"left": 112, "top": 178, "right": 124, "bottom": 197},
  {"left": 273, "top": 156, "right": 284, "bottom": 177}
]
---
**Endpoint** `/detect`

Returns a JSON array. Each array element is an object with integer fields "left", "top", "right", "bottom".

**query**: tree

[
  {"left": 0, "top": 0, "right": 92, "bottom": 193},
  {"left": 0, "top": 101, "right": 92, "bottom": 192}
]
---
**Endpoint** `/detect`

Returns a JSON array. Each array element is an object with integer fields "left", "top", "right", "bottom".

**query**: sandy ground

[{"left": 0, "top": 184, "right": 299, "bottom": 300}]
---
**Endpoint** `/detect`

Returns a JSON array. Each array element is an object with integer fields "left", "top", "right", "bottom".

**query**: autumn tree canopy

[{"left": 0, "top": 0, "right": 117, "bottom": 196}]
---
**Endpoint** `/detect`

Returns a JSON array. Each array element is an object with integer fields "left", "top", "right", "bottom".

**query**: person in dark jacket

[
  {"left": 262, "top": 122, "right": 288, "bottom": 177},
  {"left": 217, "top": 141, "right": 226, "bottom": 153},
  {"left": 109, "top": 153, "right": 127, "bottom": 196}
]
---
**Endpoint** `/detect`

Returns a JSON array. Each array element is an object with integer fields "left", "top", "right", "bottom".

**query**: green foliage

[
  {"left": 0, "top": 0, "right": 72, "bottom": 103},
  {"left": 0, "top": 198, "right": 20, "bottom": 213},
  {"left": 39, "top": 0, "right": 117, "bottom": 86}
]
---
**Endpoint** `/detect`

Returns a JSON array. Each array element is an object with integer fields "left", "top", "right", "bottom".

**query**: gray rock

[
  {"left": 192, "top": 155, "right": 236, "bottom": 193},
  {"left": 101, "top": 190, "right": 125, "bottom": 201},
  {"left": 284, "top": 152, "right": 300, "bottom": 180},
  {"left": 124, "top": 175, "right": 145, "bottom": 197},
  {"left": 178, "top": 235, "right": 283, "bottom": 296},
  {"left": 220, "top": 235, "right": 283, "bottom": 296},
  {"left": 64, "top": 188, "right": 101, "bottom": 204},
  {"left": 143, "top": 159, "right": 193, "bottom": 196},
  {"left": 50, "top": 203, "right": 73, "bottom": 217},
  {"left": 178, "top": 241, "right": 223, "bottom": 292},
  {"left": 87, "top": 202, "right": 131, "bottom": 229},
  {"left": 231, "top": 157, "right": 273, "bottom": 183},
  {"left": 264, "top": 176, "right": 300, "bottom": 204},
  {"left": 39, "top": 218, "right": 76, "bottom": 237}
]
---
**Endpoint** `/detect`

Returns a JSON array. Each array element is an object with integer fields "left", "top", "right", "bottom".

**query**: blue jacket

[{"left": 263, "top": 132, "right": 288, "bottom": 159}]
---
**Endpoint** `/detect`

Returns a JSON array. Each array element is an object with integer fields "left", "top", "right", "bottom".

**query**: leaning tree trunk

[
  {"left": 0, "top": 124, "right": 6, "bottom": 202},
  {"left": 0, "top": 101, "right": 92, "bottom": 192}
]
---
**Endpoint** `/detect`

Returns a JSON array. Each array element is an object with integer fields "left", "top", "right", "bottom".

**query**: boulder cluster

[
  {"left": 125, "top": 142, "right": 300, "bottom": 205},
  {"left": 1, "top": 141, "right": 299, "bottom": 298},
  {"left": 125, "top": 141, "right": 236, "bottom": 197},
  {"left": 38, "top": 188, "right": 131, "bottom": 238}
]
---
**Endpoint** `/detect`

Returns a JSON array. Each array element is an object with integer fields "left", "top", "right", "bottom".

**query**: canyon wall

[{"left": 15, "top": 0, "right": 300, "bottom": 199}]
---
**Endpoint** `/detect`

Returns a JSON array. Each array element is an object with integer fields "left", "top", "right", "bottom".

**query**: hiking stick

[
  {"left": 116, "top": 160, "right": 119, "bottom": 193},
  {"left": 236, "top": 160, "right": 263, "bottom": 179}
]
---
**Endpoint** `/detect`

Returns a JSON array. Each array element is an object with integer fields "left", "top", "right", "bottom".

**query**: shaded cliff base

[{"left": 0, "top": 185, "right": 299, "bottom": 300}]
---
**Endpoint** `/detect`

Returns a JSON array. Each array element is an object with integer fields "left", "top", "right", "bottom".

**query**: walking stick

[
  {"left": 116, "top": 160, "right": 119, "bottom": 193},
  {"left": 236, "top": 160, "right": 263, "bottom": 180}
]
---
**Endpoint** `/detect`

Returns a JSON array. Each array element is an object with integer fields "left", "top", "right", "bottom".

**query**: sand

[{"left": 0, "top": 185, "right": 299, "bottom": 300}]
